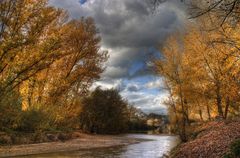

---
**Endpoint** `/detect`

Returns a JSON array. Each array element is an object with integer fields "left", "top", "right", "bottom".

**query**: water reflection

[
  {"left": 122, "top": 134, "right": 179, "bottom": 158},
  {"left": 18, "top": 134, "right": 179, "bottom": 158}
]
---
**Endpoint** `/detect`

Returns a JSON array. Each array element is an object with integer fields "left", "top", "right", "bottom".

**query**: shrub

[
  {"left": 0, "top": 135, "right": 12, "bottom": 145},
  {"left": 0, "top": 90, "right": 22, "bottom": 131},
  {"left": 223, "top": 153, "right": 234, "bottom": 158},
  {"left": 224, "top": 139, "right": 240, "bottom": 158},
  {"left": 230, "top": 139, "right": 240, "bottom": 157},
  {"left": 18, "top": 108, "right": 50, "bottom": 132}
]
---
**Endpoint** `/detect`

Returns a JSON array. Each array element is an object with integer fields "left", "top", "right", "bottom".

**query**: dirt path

[{"left": 0, "top": 134, "right": 143, "bottom": 157}]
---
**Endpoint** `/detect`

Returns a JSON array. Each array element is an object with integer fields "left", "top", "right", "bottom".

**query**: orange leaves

[
  {"left": 155, "top": 18, "right": 240, "bottom": 129},
  {"left": 175, "top": 120, "right": 240, "bottom": 158},
  {"left": 0, "top": 0, "right": 108, "bottom": 130}
]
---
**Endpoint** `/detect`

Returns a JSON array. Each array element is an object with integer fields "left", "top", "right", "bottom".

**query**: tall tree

[
  {"left": 0, "top": 0, "right": 66, "bottom": 99},
  {"left": 0, "top": 0, "right": 108, "bottom": 130},
  {"left": 79, "top": 88, "right": 129, "bottom": 134}
]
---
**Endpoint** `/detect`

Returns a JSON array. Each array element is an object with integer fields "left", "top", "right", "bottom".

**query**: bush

[
  {"left": 230, "top": 139, "right": 240, "bottom": 157},
  {"left": 0, "top": 90, "right": 22, "bottom": 131},
  {"left": 18, "top": 108, "right": 50, "bottom": 132},
  {"left": 0, "top": 135, "right": 12, "bottom": 145},
  {"left": 224, "top": 139, "right": 240, "bottom": 158},
  {"left": 49, "top": 100, "right": 82, "bottom": 131},
  {"left": 223, "top": 153, "right": 234, "bottom": 158},
  {"left": 128, "top": 119, "right": 150, "bottom": 131}
]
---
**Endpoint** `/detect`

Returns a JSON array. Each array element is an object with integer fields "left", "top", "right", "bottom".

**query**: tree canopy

[
  {"left": 0, "top": 0, "right": 108, "bottom": 131},
  {"left": 79, "top": 88, "right": 129, "bottom": 134}
]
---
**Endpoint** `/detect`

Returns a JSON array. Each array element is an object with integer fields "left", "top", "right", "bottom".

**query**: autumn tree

[
  {"left": 79, "top": 88, "right": 129, "bottom": 134},
  {"left": 0, "top": 0, "right": 65, "bottom": 99},
  {"left": 154, "top": 36, "right": 189, "bottom": 141},
  {"left": 0, "top": 0, "right": 65, "bottom": 131},
  {"left": 155, "top": 23, "right": 240, "bottom": 141},
  {"left": 19, "top": 18, "right": 108, "bottom": 129},
  {"left": 182, "top": 26, "right": 240, "bottom": 119},
  {"left": 0, "top": 0, "right": 108, "bottom": 131}
]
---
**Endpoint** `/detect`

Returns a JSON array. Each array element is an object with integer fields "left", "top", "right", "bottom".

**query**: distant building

[{"left": 146, "top": 113, "right": 170, "bottom": 134}]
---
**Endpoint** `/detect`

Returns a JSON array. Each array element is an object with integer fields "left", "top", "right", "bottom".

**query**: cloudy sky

[{"left": 49, "top": 0, "right": 187, "bottom": 114}]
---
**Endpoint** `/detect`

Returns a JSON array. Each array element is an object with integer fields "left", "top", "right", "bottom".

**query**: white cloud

[
  {"left": 145, "top": 78, "right": 164, "bottom": 89},
  {"left": 121, "top": 90, "right": 169, "bottom": 114},
  {"left": 91, "top": 79, "right": 124, "bottom": 90}
]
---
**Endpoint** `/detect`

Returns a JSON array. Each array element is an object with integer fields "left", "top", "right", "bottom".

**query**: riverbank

[
  {"left": 171, "top": 119, "right": 240, "bottom": 158},
  {"left": 0, "top": 133, "right": 144, "bottom": 157}
]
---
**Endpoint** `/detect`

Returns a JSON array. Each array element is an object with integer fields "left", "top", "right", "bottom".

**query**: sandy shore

[{"left": 0, "top": 134, "right": 143, "bottom": 157}]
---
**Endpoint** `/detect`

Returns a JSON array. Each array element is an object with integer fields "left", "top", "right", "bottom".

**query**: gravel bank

[{"left": 0, "top": 134, "right": 143, "bottom": 157}]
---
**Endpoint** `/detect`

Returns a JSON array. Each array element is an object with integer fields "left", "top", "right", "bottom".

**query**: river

[{"left": 17, "top": 134, "right": 179, "bottom": 158}]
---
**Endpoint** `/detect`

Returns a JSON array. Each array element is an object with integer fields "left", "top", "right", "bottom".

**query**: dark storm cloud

[
  {"left": 49, "top": 0, "right": 186, "bottom": 80},
  {"left": 101, "top": 66, "right": 129, "bottom": 79},
  {"left": 125, "top": 1, "right": 149, "bottom": 15},
  {"left": 100, "top": 10, "right": 178, "bottom": 48}
]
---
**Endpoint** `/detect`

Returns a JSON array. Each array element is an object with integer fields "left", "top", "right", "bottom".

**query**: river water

[{"left": 19, "top": 134, "right": 179, "bottom": 158}]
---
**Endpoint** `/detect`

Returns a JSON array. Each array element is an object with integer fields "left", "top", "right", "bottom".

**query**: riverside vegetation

[
  {"left": 153, "top": 0, "right": 240, "bottom": 157},
  {"left": 0, "top": 0, "right": 159, "bottom": 145}
]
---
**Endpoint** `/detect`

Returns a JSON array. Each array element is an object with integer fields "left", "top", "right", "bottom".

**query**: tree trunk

[
  {"left": 224, "top": 97, "right": 230, "bottom": 119},
  {"left": 197, "top": 100, "right": 204, "bottom": 121},
  {"left": 179, "top": 84, "right": 187, "bottom": 142},
  {"left": 184, "top": 99, "right": 190, "bottom": 125},
  {"left": 216, "top": 83, "right": 224, "bottom": 118},
  {"left": 180, "top": 116, "right": 187, "bottom": 142},
  {"left": 206, "top": 102, "right": 211, "bottom": 121}
]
